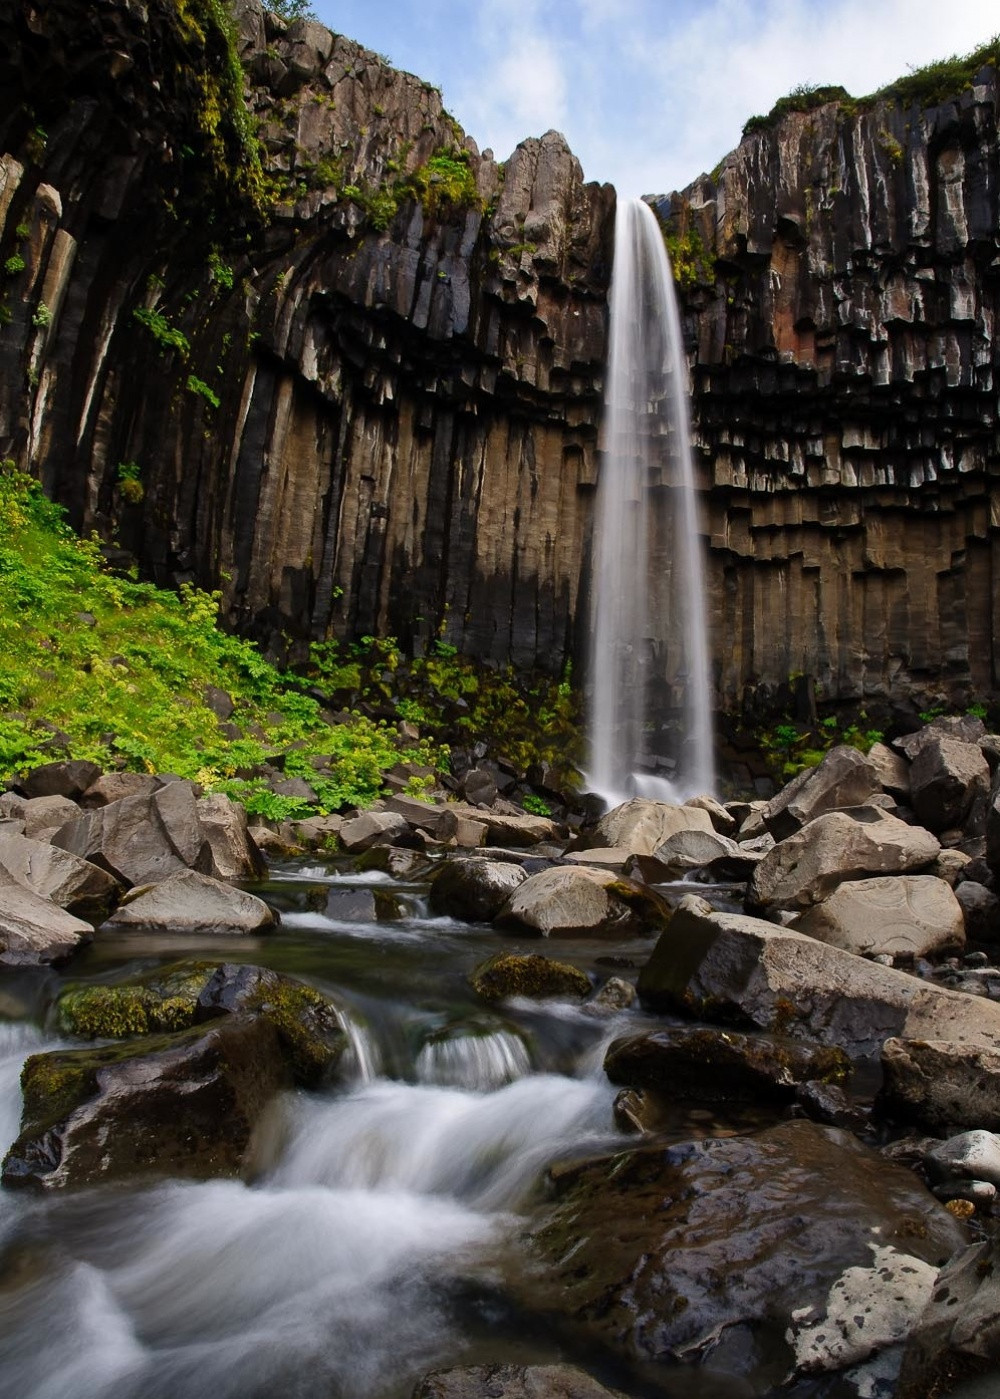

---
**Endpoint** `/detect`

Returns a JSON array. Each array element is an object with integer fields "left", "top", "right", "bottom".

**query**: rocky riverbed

[{"left": 1, "top": 715, "right": 1000, "bottom": 1397}]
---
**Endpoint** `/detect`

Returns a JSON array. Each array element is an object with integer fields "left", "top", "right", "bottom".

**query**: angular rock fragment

[
  {"left": 103, "top": 869, "right": 276, "bottom": 935},
  {"left": 496, "top": 866, "right": 668, "bottom": 938},
  {"left": 878, "top": 1038, "right": 1000, "bottom": 1134},
  {"left": 0, "top": 876, "right": 93, "bottom": 965},
  {"left": 584, "top": 798, "right": 714, "bottom": 856},
  {"left": 430, "top": 856, "right": 527, "bottom": 922},
  {"left": 910, "top": 735, "right": 990, "bottom": 833},
  {"left": 762, "top": 744, "right": 880, "bottom": 840},
  {"left": 0, "top": 830, "right": 120, "bottom": 918},
  {"left": 791, "top": 874, "right": 964, "bottom": 959}
]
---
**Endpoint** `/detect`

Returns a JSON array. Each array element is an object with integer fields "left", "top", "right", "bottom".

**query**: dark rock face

[
  {"left": 412, "top": 1366, "right": 628, "bottom": 1399},
  {"left": 528, "top": 1120, "right": 964, "bottom": 1380},
  {"left": 2, "top": 0, "right": 999, "bottom": 706}
]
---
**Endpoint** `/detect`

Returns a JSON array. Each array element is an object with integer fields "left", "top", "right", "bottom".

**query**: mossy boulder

[
  {"left": 55, "top": 961, "right": 218, "bottom": 1039},
  {"left": 470, "top": 952, "right": 591, "bottom": 1004},
  {"left": 194, "top": 962, "right": 347, "bottom": 1087},
  {"left": 2, "top": 1016, "right": 288, "bottom": 1190},
  {"left": 495, "top": 866, "right": 670, "bottom": 939}
]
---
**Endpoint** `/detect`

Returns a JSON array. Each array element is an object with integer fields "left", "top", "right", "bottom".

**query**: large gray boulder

[
  {"left": 878, "top": 1038, "right": 1000, "bottom": 1134},
  {"left": 763, "top": 745, "right": 881, "bottom": 840},
  {"left": 792, "top": 875, "right": 964, "bottom": 959},
  {"left": 526, "top": 1120, "right": 963, "bottom": 1385},
  {"left": 748, "top": 808, "right": 940, "bottom": 911},
  {"left": 585, "top": 798, "right": 713, "bottom": 855},
  {"left": 496, "top": 866, "right": 668, "bottom": 938},
  {"left": 196, "top": 792, "right": 265, "bottom": 879},
  {"left": 866, "top": 741, "right": 911, "bottom": 799},
  {"left": 338, "top": 810, "right": 411, "bottom": 853},
  {"left": 909, "top": 735, "right": 990, "bottom": 833},
  {"left": 53, "top": 784, "right": 207, "bottom": 887},
  {"left": 19, "top": 758, "right": 101, "bottom": 800},
  {"left": 0, "top": 876, "right": 93, "bottom": 965},
  {"left": 429, "top": 857, "right": 527, "bottom": 922},
  {"left": 637, "top": 899, "right": 1000, "bottom": 1060},
  {"left": 21, "top": 794, "right": 80, "bottom": 840},
  {"left": 0, "top": 830, "right": 120, "bottom": 918},
  {"left": 648, "top": 827, "right": 740, "bottom": 875},
  {"left": 104, "top": 870, "right": 276, "bottom": 935},
  {"left": 2, "top": 1015, "right": 288, "bottom": 1190}
]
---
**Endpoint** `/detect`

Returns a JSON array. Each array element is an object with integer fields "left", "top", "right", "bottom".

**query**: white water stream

[{"left": 588, "top": 197, "right": 715, "bottom": 808}]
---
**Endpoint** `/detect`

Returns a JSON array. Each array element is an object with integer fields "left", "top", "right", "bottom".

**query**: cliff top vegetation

[{"left": 742, "top": 33, "right": 1000, "bottom": 137}]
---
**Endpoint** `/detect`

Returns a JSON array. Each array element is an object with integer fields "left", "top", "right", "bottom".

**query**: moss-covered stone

[
  {"left": 55, "top": 961, "right": 218, "bottom": 1039},
  {"left": 470, "top": 952, "right": 591, "bottom": 1004}
]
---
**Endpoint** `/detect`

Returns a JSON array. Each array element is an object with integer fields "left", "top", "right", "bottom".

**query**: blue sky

[{"left": 307, "top": 0, "right": 998, "bottom": 195}]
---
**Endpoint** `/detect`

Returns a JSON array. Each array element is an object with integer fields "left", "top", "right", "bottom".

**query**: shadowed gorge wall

[{"left": 0, "top": 0, "right": 998, "bottom": 711}]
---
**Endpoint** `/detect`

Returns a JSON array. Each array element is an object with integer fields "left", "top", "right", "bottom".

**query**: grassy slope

[{"left": 0, "top": 466, "right": 443, "bottom": 817}]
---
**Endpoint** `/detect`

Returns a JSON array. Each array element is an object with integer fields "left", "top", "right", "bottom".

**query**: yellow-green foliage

[
  {"left": 0, "top": 465, "right": 444, "bottom": 813},
  {"left": 662, "top": 226, "right": 712, "bottom": 291},
  {"left": 341, "top": 148, "right": 482, "bottom": 233},
  {"left": 56, "top": 963, "right": 217, "bottom": 1038}
]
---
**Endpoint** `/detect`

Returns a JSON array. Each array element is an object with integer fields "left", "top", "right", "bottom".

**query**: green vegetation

[
  {"left": 758, "top": 710, "right": 883, "bottom": 780},
  {"left": 3, "top": 254, "right": 26, "bottom": 276},
  {"left": 0, "top": 465, "right": 443, "bottom": 811},
  {"left": 132, "top": 305, "right": 191, "bottom": 358},
  {"left": 662, "top": 226, "right": 712, "bottom": 291},
  {"left": 340, "top": 147, "right": 482, "bottom": 233},
  {"left": 742, "top": 35, "right": 1000, "bottom": 137},
  {"left": 186, "top": 373, "right": 221, "bottom": 408},
  {"left": 115, "top": 460, "right": 144, "bottom": 504},
  {"left": 267, "top": 0, "right": 317, "bottom": 18}
]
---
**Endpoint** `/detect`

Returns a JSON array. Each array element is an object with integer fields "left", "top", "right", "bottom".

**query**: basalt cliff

[{"left": 1, "top": 0, "right": 998, "bottom": 716}]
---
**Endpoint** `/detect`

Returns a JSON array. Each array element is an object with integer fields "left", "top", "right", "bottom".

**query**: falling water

[{"left": 587, "top": 196, "right": 715, "bottom": 808}]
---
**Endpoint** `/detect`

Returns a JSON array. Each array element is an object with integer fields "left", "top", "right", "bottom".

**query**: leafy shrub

[{"left": 133, "top": 306, "right": 191, "bottom": 357}]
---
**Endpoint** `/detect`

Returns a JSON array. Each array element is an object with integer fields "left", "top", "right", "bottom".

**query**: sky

[{"left": 307, "top": 0, "right": 998, "bottom": 196}]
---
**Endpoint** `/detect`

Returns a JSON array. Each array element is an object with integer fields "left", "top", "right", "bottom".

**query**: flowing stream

[
  {"left": 0, "top": 860, "right": 688, "bottom": 1399},
  {"left": 588, "top": 197, "right": 715, "bottom": 808}
]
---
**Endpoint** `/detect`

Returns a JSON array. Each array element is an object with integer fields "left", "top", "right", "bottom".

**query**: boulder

[
  {"left": 683, "top": 792, "right": 737, "bottom": 834},
  {"left": 878, "top": 1038, "right": 1000, "bottom": 1134},
  {"left": 762, "top": 745, "right": 881, "bottom": 840},
  {"left": 867, "top": 741, "right": 911, "bottom": 799},
  {"left": 955, "top": 880, "right": 1000, "bottom": 942},
  {"left": 19, "top": 758, "right": 101, "bottom": 800},
  {"left": 0, "top": 876, "right": 93, "bottom": 965},
  {"left": 0, "top": 830, "right": 120, "bottom": 918},
  {"left": 748, "top": 808, "right": 940, "bottom": 911},
  {"left": 338, "top": 810, "right": 411, "bottom": 853},
  {"left": 469, "top": 952, "right": 590, "bottom": 1003},
  {"left": 924, "top": 1130, "right": 1000, "bottom": 1190},
  {"left": 637, "top": 898, "right": 1000, "bottom": 1060},
  {"left": 604, "top": 1026, "right": 849, "bottom": 1104},
  {"left": 526, "top": 1120, "right": 963, "bottom": 1382},
  {"left": 1, "top": 1015, "right": 289, "bottom": 1190},
  {"left": 584, "top": 798, "right": 713, "bottom": 855},
  {"left": 496, "top": 866, "right": 669, "bottom": 939},
  {"left": 429, "top": 857, "right": 528, "bottom": 922},
  {"left": 196, "top": 792, "right": 266, "bottom": 880},
  {"left": 21, "top": 794, "right": 80, "bottom": 840},
  {"left": 437, "top": 810, "right": 488, "bottom": 847},
  {"left": 413, "top": 1366, "right": 628, "bottom": 1399},
  {"left": 910, "top": 735, "right": 990, "bottom": 833},
  {"left": 195, "top": 962, "right": 346, "bottom": 1087},
  {"left": 56, "top": 961, "right": 218, "bottom": 1038},
  {"left": 791, "top": 875, "right": 964, "bottom": 959},
  {"left": 103, "top": 870, "right": 276, "bottom": 935},
  {"left": 894, "top": 715, "right": 988, "bottom": 760},
  {"left": 80, "top": 772, "right": 161, "bottom": 807},
  {"left": 930, "top": 848, "right": 972, "bottom": 886},
  {"left": 897, "top": 1240, "right": 1000, "bottom": 1396},
  {"left": 648, "top": 827, "right": 740, "bottom": 875},
  {"left": 461, "top": 766, "right": 497, "bottom": 807},
  {"left": 323, "top": 886, "right": 401, "bottom": 921},
  {"left": 52, "top": 785, "right": 209, "bottom": 887}
]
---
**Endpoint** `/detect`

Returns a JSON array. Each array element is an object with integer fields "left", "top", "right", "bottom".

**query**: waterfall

[{"left": 587, "top": 196, "right": 715, "bottom": 809}]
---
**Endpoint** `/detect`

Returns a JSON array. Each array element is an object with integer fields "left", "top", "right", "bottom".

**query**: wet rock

[
  {"left": 763, "top": 745, "right": 881, "bottom": 841},
  {"left": 0, "top": 876, "right": 93, "bottom": 966},
  {"left": 496, "top": 866, "right": 669, "bottom": 939},
  {"left": 55, "top": 961, "right": 218, "bottom": 1038},
  {"left": 469, "top": 952, "right": 590, "bottom": 1003},
  {"left": 1, "top": 1016, "right": 289, "bottom": 1190},
  {"left": 0, "top": 830, "right": 120, "bottom": 918},
  {"left": 338, "top": 810, "right": 412, "bottom": 853},
  {"left": 910, "top": 736, "right": 990, "bottom": 833},
  {"left": 637, "top": 898, "right": 1000, "bottom": 1060},
  {"left": 324, "top": 886, "right": 402, "bottom": 921},
  {"left": 195, "top": 962, "right": 347, "bottom": 1086},
  {"left": 429, "top": 857, "right": 527, "bottom": 922},
  {"left": 955, "top": 880, "right": 1000, "bottom": 942},
  {"left": 354, "top": 844, "right": 433, "bottom": 879},
  {"left": 527, "top": 1120, "right": 963, "bottom": 1376},
  {"left": 794, "top": 1079, "right": 870, "bottom": 1132},
  {"left": 878, "top": 1038, "right": 1000, "bottom": 1134},
  {"left": 791, "top": 875, "right": 964, "bottom": 959},
  {"left": 924, "top": 1130, "right": 1000, "bottom": 1190},
  {"left": 196, "top": 792, "right": 266, "bottom": 880},
  {"left": 412, "top": 1364, "right": 628, "bottom": 1399},
  {"left": 587, "top": 976, "right": 636, "bottom": 1013},
  {"left": 585, "top": 799, "right": 714, "bottom": 856},
  {"left": 748, "top": 808, "right": 940, "bottom": 911},
  {"left": 103, "top": 869, "right": 277, "bottom": 935},
  {"left": 19, "top": 759, "right": 101, "bottom": 801},
  {"left": 897, "top": 1240, "right": 1000, "bottom": 1396}
]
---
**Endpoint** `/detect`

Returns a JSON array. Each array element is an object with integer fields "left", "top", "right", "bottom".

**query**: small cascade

[
  {"left": 587, "top": 196, "right": 715, "bottom": 808},
  {"left": 415, "top": 1025, "right": 532, "bottom": 1091}
]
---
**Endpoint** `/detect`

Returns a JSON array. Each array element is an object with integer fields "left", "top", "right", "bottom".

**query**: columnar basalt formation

[
  {"left": 658, "top": 68, "right": 1000, "bottom": 710},
  {"left": 0, "top": 0, "right": 998, "bottom": 710}
]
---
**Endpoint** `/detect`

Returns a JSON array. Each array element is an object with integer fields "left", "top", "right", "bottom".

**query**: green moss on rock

[{"left": 470, "top": 952, "right": 591, "bottom": 1004}]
